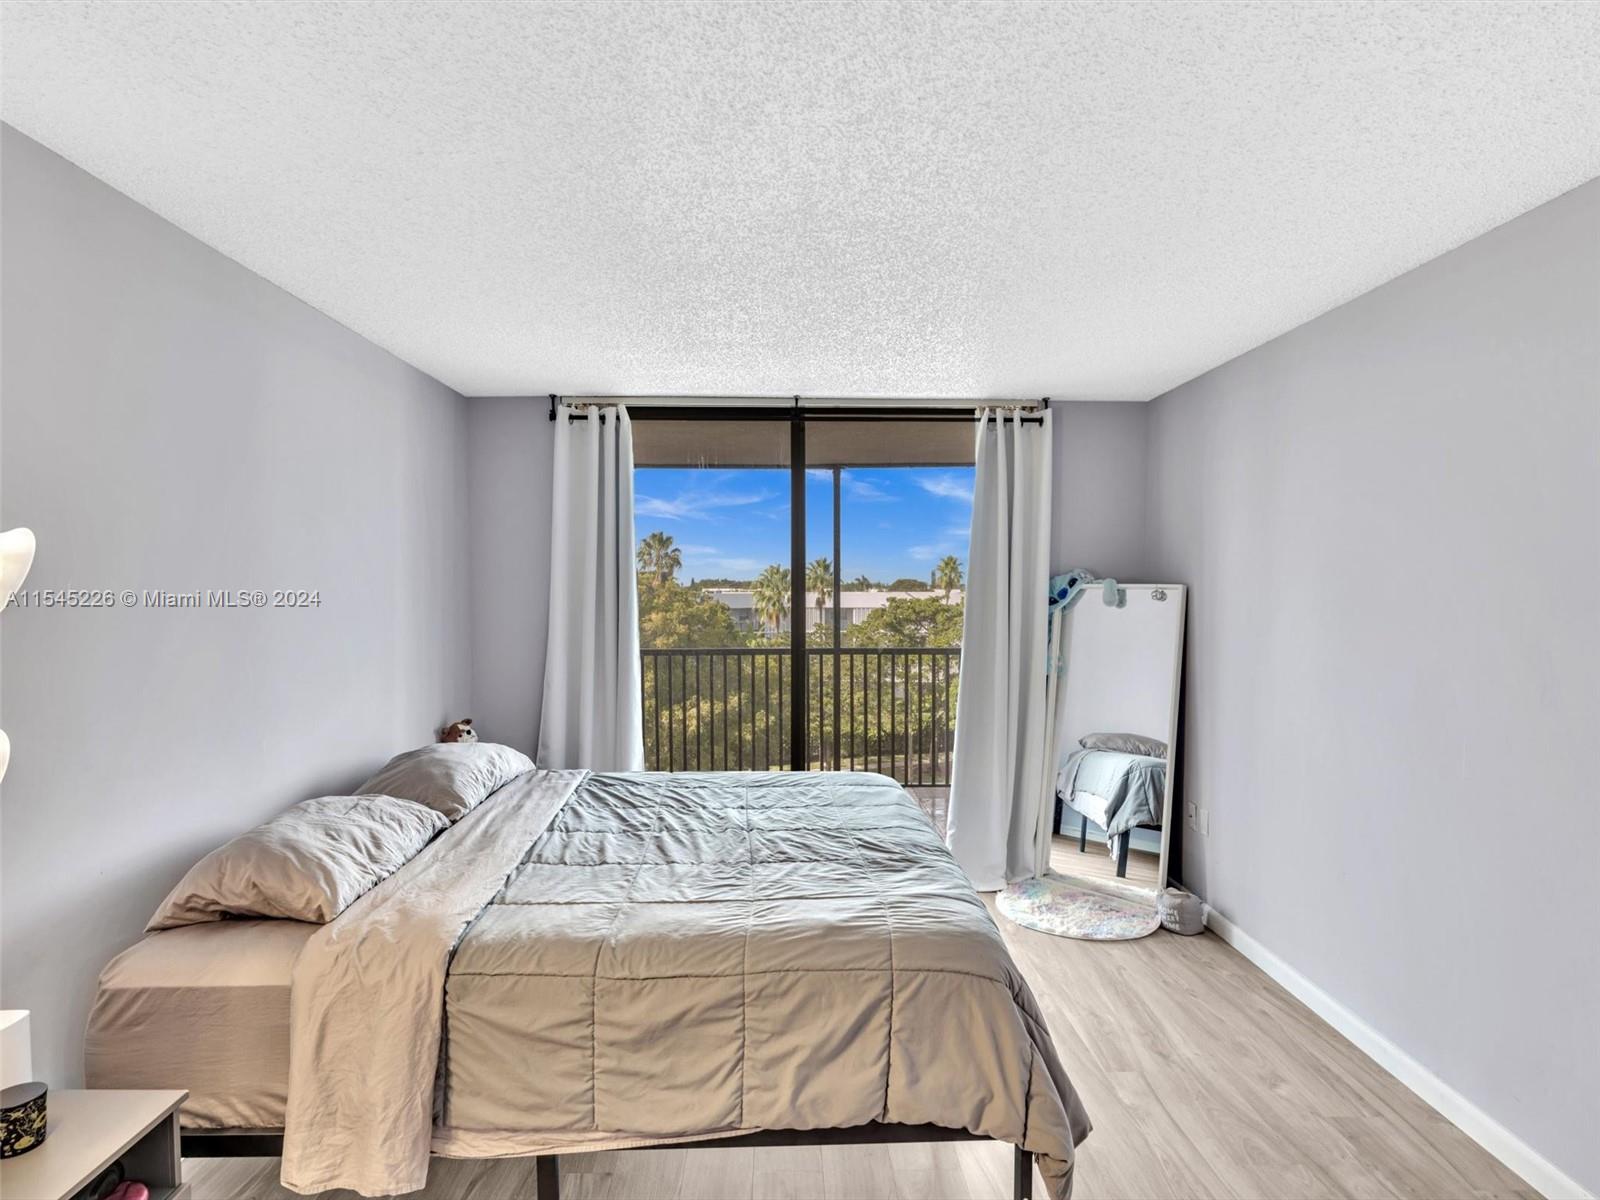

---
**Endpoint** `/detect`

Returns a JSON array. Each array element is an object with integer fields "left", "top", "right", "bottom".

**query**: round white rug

[{"left": 997, "top": 871, "right": 1161, "bottom": 941}]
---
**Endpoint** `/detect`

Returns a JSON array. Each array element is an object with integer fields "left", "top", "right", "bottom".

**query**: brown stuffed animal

[{"left": 440, "top": 718, "right": 478, "bottom": 744}]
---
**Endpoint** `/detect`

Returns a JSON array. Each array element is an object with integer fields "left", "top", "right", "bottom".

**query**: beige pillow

[
  {"left": 1079, "top": 731, "right": 1168, "bottom": 758},
  {"left": 356, "top": 742, "right": 534, "bottom": 822},
  {"left": 147, "top": 795, "right": 448, "bottom": 930}
]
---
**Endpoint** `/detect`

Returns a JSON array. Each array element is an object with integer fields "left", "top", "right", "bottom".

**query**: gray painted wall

[
  {"left": 0, "top": 127, "right": 472, "bottom": 1086},
  {"left": 1051, "top": 401, "right": 1149, "bottom": 581},
  {"left": 466, "top": 397, "right": 553, "bottom": 755},
  {"left": 1145, "top": 178, "right": 1599, "bottom": 1193}
]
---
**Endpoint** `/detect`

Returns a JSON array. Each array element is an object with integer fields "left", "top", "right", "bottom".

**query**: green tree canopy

[
  {"left": 845, "top": 596, "right": 965, "bottom": 648},
  {"left": 638, "top": 576, "right": 743, "bottom": 648}
]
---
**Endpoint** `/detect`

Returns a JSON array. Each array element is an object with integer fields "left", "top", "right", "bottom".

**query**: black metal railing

[{"left": 641, "top": 647, "right": 961, "bottom": 786}]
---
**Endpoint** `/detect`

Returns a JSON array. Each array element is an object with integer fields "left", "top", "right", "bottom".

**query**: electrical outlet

[
  {"left": 1185, "top": 800, "right": 1197, "bottom": 830},
  {"left": 1199, "top": 807, "right": 1211, "bottom": 837}
]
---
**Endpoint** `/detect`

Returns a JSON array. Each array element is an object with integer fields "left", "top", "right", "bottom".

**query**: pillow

[
  {"left": 147, "top": 795, "right": 448, "bottom": 930},
  {"left": 356, "top": 742, "right": 534, "bottom": 822},
  {"left": 1079, "top": 731, "right": 1168, "bottom": 758}
]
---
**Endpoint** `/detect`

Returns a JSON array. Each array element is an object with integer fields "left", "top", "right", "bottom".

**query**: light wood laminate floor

[
  {"left": 187, "top": 841, "right": 1537, "bottom": 1200},
  {"left": 1046, "top": 833, "right": 1160, "bottom": 891}
]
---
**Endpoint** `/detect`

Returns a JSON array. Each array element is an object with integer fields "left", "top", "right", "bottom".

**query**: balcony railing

[{"left": 641, "top": 647, "right": 961, "bottom": 787}]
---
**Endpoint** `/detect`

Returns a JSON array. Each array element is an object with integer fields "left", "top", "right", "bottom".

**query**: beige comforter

[{"left": 282, "top": 770, "right": 1091, "bottom": 1197}]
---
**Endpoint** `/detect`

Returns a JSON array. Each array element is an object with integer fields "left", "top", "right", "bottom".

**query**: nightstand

[{"left": 0, "top": 1089, "right": 188, "bottom": 1200}]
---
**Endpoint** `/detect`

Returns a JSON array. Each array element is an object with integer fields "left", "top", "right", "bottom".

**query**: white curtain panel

[
  {"left": 946, "top": 409, "right": 1055, "bottom": 890},
  {"left": 538, "top": 405, "right": 645, "bottom": 771},
  {"left": 1033, "top": 608, "right": 1072, "bottom": 876}
]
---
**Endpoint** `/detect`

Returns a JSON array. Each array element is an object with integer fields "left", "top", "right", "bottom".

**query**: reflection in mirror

[{"left": 1049, "top": 585, "right": 1186, "bottom": 895}]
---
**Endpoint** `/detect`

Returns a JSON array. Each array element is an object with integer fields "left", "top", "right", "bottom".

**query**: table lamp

[{"left": 0, "top": 527, "right": 36, "bottom": 787}]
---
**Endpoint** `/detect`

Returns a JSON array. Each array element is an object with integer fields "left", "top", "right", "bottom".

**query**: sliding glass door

[
  {"left": 632, "top": 409, "right": 972, "bottom": 784},
  {"left": 802, "top": 463, "right": 969, "bottom": 791},
  {"left": 631, "top": 414, "right": 794, "bottom": 771}
]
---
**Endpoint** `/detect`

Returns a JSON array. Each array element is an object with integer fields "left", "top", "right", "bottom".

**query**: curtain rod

[{"left": 547, "top": 394, "right": 1049, "bottom": 421}]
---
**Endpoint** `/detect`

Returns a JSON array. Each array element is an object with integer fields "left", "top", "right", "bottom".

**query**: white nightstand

[{"left": 0, "top": 1089, "right": 188, "bottom": 1200}]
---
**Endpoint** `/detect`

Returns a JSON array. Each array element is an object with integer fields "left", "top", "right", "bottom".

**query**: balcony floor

[{"left": 906, "top": 785, "right": 950, "bottom": 834}]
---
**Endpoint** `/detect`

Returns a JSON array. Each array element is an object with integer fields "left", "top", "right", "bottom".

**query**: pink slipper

[{"left": 105, "top": 1184, "right": 149, "bottom": 1200}]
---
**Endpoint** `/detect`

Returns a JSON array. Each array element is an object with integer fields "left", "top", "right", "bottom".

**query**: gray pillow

[
  {"left": 147, "top": 795, "right": 448, "bottom": 930},
  {"left": 357, "top": 742, "right": 534, "bottom": 822},
  {"left": 1079, "top": 731, "right": 1168, "bottom": 757}
]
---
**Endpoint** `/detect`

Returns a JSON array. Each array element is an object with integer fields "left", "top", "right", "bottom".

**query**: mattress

[{"left": 84, "top": 916, "right": 316, "bottom": 1129}]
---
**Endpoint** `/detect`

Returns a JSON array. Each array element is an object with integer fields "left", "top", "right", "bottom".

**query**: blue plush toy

[
  {"left": 1047, "top": 568, "right": 1094, "bottom": 615},
  {"left": 1048, "top": 568, "right": 1125, "bottom": 612}
]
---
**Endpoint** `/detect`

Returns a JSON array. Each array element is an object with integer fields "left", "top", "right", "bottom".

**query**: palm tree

[
  {"left": 752, "top": 564, "right": 790, "bottom": 637},
  {"left": 637, "top": 531, "right": 682, "bottom": 584},
  {"left": 806, "top": 556, "right": 833, "bottom": 631},
  {"left": 932, "top": 555, "right": 963, "bottom": 599},
  {"left": 849, "top": 574, "right": 872, "bottom": 591}
]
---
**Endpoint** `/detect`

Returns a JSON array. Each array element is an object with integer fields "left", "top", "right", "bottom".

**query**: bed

[
  {"left": 87, "top": 768, "right": 1091, "bottom": 1199},
  {"left": 1054, "top": 749, "right": 1166, "bottom": 876}
]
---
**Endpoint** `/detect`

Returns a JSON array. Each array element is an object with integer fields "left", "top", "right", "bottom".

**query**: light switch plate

[
  {"left": 1199, "top": 807, "right": 1211, "bottom": 836},
  {"left": 1186, "top": 800, "right": 1198, "bottom": 830}
]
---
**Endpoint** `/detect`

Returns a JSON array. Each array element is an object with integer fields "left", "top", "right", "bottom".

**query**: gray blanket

[
  {"left": 1058, "top": 749, "right": 1166, "bottom": 861},
  {"left": 283, "top": 770, "right": 1091, "bottom": 1197}
]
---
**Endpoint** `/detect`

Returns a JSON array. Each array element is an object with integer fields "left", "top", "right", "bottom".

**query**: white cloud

[
  {"left": 907, "top": 542, "right": 966, "bottom": 563},
  {"left": 842, "top": 472, "right": 893, "bottom": 501},
  {"left": 901, "top": 515, "right": 971, "bottom": 562},
  {"left": 917, "top": 474, "right": 974, "bottom": 503},
  {"left": 635, "top": 487, "right": 776, "bottom": 521}
]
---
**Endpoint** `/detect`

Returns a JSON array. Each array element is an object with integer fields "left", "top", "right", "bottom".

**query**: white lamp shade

[
  {"left": 0, "top": 527, "right": 35, "bottom": 608},
  {"left": 0, "top": 1010, "right": 32, "bottom": 1088},
  {"left": 1, "top": 528, "right": 35, "bottom": 789}
]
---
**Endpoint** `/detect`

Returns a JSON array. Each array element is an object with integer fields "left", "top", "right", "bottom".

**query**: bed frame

[
  {"left": 1053, "top": 792, "right": 1161, "bottom": 879},
  {"left": 182, "top": 1124, "right": 1037, "bottom": 1200}
]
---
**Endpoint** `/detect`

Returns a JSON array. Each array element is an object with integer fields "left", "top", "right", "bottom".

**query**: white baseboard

[{"left": 1203, "top": 906, "right": 1592, "bottom": 1200}]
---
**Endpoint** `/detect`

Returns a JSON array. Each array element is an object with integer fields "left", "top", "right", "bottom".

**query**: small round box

[{"left": 0, "top": 1081, "right": 47, "bottom": 1157}]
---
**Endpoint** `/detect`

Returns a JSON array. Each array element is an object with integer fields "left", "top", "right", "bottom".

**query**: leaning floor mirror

[
  {"left": 1052, "top": 583, "right": 1186, "bottom": 890},
  {"left": 1000, "top": 582, "right": 1187, "bottom": 941}
]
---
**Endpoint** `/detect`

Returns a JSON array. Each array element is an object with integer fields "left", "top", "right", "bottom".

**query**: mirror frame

[{"left": 1153, "top": 584, "right": 1188, "bottom": 893}]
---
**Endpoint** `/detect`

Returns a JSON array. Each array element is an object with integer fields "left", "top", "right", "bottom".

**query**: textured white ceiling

[{"left": 3, "top": 2, "right": 1597, "bottom": 401}]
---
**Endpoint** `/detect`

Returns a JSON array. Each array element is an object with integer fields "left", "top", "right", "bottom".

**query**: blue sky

[{"left": 635, "top": 467, "right": 975, "bottom": 585}]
